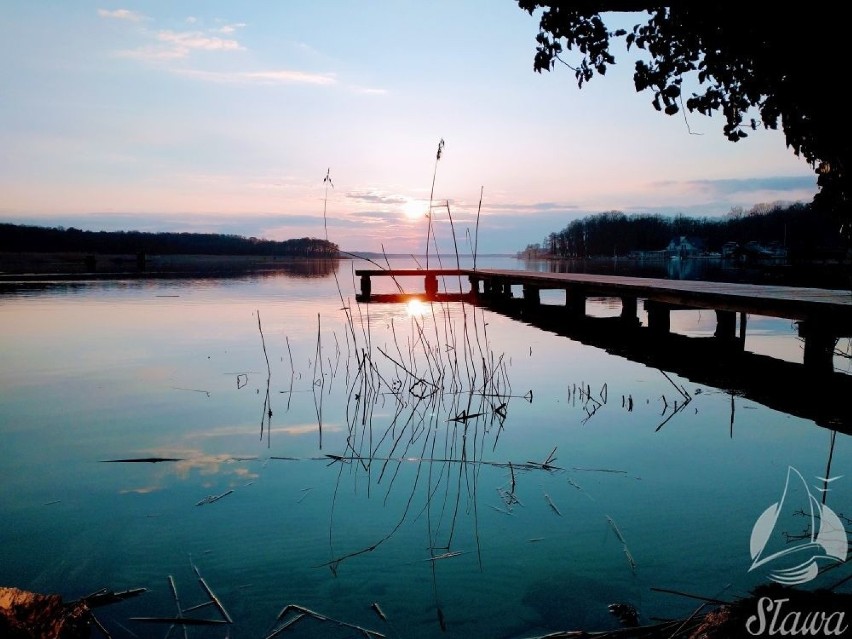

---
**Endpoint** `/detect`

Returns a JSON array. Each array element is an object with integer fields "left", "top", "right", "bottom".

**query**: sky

[{"left": 1, "top": 2, "right": 819, "bottom": 254}]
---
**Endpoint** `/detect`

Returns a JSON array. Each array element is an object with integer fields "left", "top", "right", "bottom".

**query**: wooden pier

[{"left": 355, "top": 268, "right": 852, "bottom": 373}]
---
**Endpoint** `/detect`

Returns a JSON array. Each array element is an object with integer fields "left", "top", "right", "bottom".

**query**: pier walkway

[{"left": 355, "top": 268, "right": 852, "bottom": 373}]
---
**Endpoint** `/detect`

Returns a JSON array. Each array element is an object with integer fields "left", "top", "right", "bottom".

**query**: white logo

[{"left": 749, "top": 467, "right": 848, "bottom": 585}]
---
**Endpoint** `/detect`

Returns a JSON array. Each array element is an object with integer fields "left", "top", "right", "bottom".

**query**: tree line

[
  {"left": 0, "top": 223, "right": 340, "bottom": 258},
  {"left": 521, "top": 202, "right": 846, "bottom": 260}
]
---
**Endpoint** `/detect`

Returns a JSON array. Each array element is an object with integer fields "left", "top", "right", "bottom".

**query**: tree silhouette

[{"left": 516, "top": 3, "right": 850, "bottom": 236}]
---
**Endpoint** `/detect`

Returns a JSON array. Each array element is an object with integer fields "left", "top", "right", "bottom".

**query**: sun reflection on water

[{"left": 405, "top": 297, "right": 430, "bottom": 317}]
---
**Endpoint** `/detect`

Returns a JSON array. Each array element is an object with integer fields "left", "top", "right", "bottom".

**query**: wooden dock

[{"left": 355, "top": 268, "right": 852, "bottom": 373}]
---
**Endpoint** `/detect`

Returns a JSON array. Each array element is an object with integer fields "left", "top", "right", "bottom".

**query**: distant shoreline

[{"left": 0, "top": 251, "right": 345, "bottom": 278}]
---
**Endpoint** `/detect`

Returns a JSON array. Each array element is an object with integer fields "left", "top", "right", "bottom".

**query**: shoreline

[{"left": 0, "top": 252, "right": 345, "bottom": 279}]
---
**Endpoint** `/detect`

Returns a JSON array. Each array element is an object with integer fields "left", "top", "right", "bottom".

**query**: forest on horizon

[
  {"left": 521, "top": 202, "right": 847, "bottom": 260},
  {"left": 0, "top": 223, "right": 340, "bottom": 258}
]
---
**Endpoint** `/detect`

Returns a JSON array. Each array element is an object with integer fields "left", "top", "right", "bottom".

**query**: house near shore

[{"left": 665, "top": 236, "right": 706, "bottom": 259}]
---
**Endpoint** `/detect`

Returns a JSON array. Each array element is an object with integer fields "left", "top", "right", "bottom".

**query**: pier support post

[
  {"left": 523, "top": 285, "right": 540, "bottom": 307},
  {"left": 565, "top": 287, "right": 585, "bottom": 318},
  {"left": 360, "top": 274, "right": 372, "bottom": 301},
  {"left": 714, "top": 310, "right": 745, "bottom": 351},
  {"left": 714, "top": 310, "right": 737, "bottom": 340},
  {"left": 645, "top": 301, "right": 670, "bottom": 334},
  {"left": 798, "top": 321, "right": 837, "bottom": 373},
  {"left": 620, "top": 296, "right": 638, "bottom": 325},
  {"left": 482, "top": 278, "right": 493, "bottom": 297},
  {"left": 425, "top": 274, "right": 438, "bottom": 299},
  {"left": 468, "top": 275, "right": 481, "bottom": 297}
]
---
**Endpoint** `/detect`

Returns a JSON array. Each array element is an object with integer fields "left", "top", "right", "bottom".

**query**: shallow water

[{"left": 0, "top": 256, "right": 849, "bottom": 638}]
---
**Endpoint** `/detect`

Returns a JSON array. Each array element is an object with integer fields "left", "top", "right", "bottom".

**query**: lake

[{"left": 0, "top": 255, "right": 849, "bottom": 638}]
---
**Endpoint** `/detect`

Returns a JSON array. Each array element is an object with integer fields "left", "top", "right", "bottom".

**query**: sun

[{"left": 401, "top": 199, "right": 426, "bottom": 220}]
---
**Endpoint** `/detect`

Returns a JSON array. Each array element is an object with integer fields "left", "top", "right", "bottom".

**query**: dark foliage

[
  {"left": 516, "top": 3, "right": 851, "bottom": 235},
  {"left": 0, "top": 223, "right": 340, "bottom": 258}
]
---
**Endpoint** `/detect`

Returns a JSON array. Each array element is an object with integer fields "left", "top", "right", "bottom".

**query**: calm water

[{"left": 0, "top": 256, "right": 849, "bottom": 638}]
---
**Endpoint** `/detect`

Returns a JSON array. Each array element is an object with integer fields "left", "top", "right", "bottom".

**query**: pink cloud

[{"left": 97, "top": 8, "right": 146, "bottom": 22}]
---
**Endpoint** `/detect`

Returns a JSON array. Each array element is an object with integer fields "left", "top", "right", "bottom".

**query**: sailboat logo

[{"left": 749, "top": 466, "right": 848, "bottom": 585}]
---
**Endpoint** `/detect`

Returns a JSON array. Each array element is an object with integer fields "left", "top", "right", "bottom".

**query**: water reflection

[
  {"left": 0, "top": 262, "right": 849, "bottom": 638},
  {"left": 0, "top": 257, "right": 342, "bottom": 298},
  {"left": 474, "top": 295, "right": 852, "bottom": 433},
  {"left": 405, "top": 298, "right": 431, "bottom": 318}
]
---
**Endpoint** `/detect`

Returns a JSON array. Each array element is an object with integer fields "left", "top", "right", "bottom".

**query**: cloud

[
  {"left": 157, "top": 29, "right": 244, "bottom": 52},
  {"left": 269, "top": 424, "right": 341, "bottom": 436},
  {"left": 105, "top": 18, "right": 343, "bottom": 89},
  {"left": 657, "top": 175, "right": 817, "bottom": 197},
  {"left": 242, "top": 70, "right": 334, "bottom": 85},
  {"left": 212, "top": 22, "right": 247, "bottom": 34},
  {"left": 97, "top": 8, "right": 146, "bottom": 22},
  {"left": 116, "top": 45, "right": 188, "bottom": 61},
  {"left": 349, "top": 85, "right": 389, "bottom": 96},
  {"left": 173, "top": 68, "right": 337, "bottom": 86},
  {"left": 116, "top": 28, "right": 245, "bottom": 60},
  {"left": 487, "top": 201, "right": 580, "bottom": 213},
  {"left": 346, "top": 191, "right": 407, "bottom": 206},
  {"left": 119, "top": 486, "right": 161, "bottom": 494},
  {"left": 346, "top": 209, "right": 404, "bottom": 224}
]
